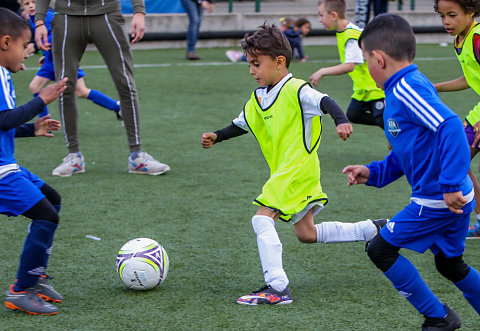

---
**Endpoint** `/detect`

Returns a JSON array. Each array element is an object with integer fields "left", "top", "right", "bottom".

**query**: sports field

[{"left": 2, "top": 44, "right": 479, "bottom": 330}]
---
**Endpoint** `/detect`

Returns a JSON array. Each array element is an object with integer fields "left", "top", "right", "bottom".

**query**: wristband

[{"left": 35, "top": 23, "right": 45, "bottom": 28}]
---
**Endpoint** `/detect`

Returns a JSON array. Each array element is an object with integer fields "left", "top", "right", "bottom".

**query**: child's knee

[
  {"left": 435, "top": 253, "right": 470, "bottom": 283},
  {"left": 295, "top": 230, "right": 316, "bottom": 243},
  {"left": 366, "top": 235, "right": 399, "bottom": 272}
]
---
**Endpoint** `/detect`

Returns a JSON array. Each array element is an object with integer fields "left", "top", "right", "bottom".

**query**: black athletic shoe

[{"left": 422, "top": 304, "right": 462, "bottom": 331}]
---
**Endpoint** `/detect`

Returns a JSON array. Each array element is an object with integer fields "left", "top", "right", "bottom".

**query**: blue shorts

[
  {"left": 36, "top": 61, "right": 86, "bottom": 81},
  {"left": 381, "top": 201, "right": 473, "bottom": 258},
  {"left": 0, "top": 167, "right": 45, "bottom": 216}
]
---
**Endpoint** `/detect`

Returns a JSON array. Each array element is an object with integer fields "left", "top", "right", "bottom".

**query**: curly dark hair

[
  {"left": 241, "top": 23, "right": 292, "bottom": 68},
  {"left": 434, "top": 0, "right": 480, "bottom": 17}
]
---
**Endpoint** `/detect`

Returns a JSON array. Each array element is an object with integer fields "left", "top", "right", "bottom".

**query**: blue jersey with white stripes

[
  {"left": 366, "top": 64, "right": 473, "bottom": 201},
  {"left": 0, "top": 66, "right": 17, "bottom": 166}
]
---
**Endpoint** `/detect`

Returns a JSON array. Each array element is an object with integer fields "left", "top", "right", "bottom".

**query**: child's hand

[
  {"left": 336, "top": 123, "right": 353, "bottom": 141},
  {"left": 309, "top": 69, "right": 324, "bottom": 87},
  {"left": 342, "top": 165, "right": 370, "bottom": 186},
  {"left": 201, "top": 132, "right": 217, "bottom": 148},
  {"left": 34, "top": 115, "right": 61, "bottom": 137},
  {"left": 38, "top": 78, "right": 68, "bottom": 105},
  {"left": 443, "top": 191, "right": 467, "bottom": 214}
]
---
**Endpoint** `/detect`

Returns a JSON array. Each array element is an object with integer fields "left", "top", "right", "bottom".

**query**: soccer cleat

[
  {"left": 34, "top": 275, "right": 63, "bottom": 303},
  {"left": 236, "top": 284, "right": 293, "bottom": 305},
  {"left": 52, "top": 153, "right": 85, "bottom": 177},
  {"left": 372, "top": 218, "right": 389, "bottom": 234},
  {"left": 365, "top": 219, "right": 389, "bottom": 251},
  {"left": 128, "top": 152, "right": 170, "bottom": 175},
  {"left": 466, "top": 222, "right": 480, "bottom": 238},
  {"left": 421, "top": 303, "right": 461, "bottom": 331},
  {"left": 5, "top": 285, "right": 58, "bottom": 315}
]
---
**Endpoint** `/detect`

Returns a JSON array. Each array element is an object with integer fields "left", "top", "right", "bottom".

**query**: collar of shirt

[{"left": 383, "top": 64, "right": 417, "bottom": 93}]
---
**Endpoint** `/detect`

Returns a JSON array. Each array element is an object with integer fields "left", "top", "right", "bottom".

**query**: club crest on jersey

[{"left": 387, "top": 118, "right": 401, "bottom": 137}]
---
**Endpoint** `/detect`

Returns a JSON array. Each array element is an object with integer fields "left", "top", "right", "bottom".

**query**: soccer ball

[{"left": 116, "top": 238, "right": 169, "bottom": 290}]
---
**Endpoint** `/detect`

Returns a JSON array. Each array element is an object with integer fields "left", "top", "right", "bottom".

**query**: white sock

[
  {"left": 315, "top": 220, "right": 377, "bottom": 243},
  {"left": 476, "top": 214, "right": 480, "bottom": 223},
  {"left": 251, "top": 215, "right": 288, "bottom": 292}
]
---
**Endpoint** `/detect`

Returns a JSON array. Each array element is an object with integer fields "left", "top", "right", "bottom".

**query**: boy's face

[
  {"left": 0, "top": 28, "right": 31, "bottom": 73},
  {"left": 361, "top": 45, "right": 385, "bottom": 90},
  {"left": 246, "top": 52, "right": 286, "bottom": 87},
  {"left": 21, "top": 0, "right": 36, "bottom": 16},
  {"left": 318, "top": 4, "right": 336, "bottom": 31},
  {"left": 300, "top": 23, "right": 311, "bottom": 36},
  {"left": 436, "top": 0, "right": 474, "bottom": 36}
]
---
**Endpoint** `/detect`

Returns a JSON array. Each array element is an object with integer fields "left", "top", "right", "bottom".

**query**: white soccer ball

[{"left": 116, "top": 238, "right": 169, "bottom": 290}]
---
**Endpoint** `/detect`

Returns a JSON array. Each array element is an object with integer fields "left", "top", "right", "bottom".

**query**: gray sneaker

[
  {"left": 34, "top": 275, "right": 63, "bottom": 303},
  {"left": 5, "top": 285, "right": 58, "bottom": 315}
]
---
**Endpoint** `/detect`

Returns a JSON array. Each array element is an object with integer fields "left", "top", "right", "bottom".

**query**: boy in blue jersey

[
  {"left": 343, "top": 14, "right": 480, "bottom": 330},
  {"left": 0, "top": 8, "right": 68, "bottom": 315},
  {"left": 19, "top": 0, "right": 121, "bottom": 120}
]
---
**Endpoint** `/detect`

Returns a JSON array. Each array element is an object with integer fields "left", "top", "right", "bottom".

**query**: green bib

[
  {"left": 337, "top": 26, "right": 384, "bottom": 101},
  {"left": 458, "top": 23, "right": 480, "bottom": 126},
  {"left": 244, "top": 77, "right": 328, "bottom": 221}
]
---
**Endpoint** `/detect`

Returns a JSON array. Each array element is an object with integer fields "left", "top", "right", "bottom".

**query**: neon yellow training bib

[
  {"left": 336, "top": 24, "right": 384, "bottom": 101},
  {"left": 244, "top": 77, "right": 328, "bottom": 221}
]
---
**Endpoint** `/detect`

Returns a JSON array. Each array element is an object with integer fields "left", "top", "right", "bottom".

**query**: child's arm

[
  {"left": 344, "top": 152, "right": 404, "bottom": 188},
  {"left": 434, "top": 76, "right": 469, "bottom": 92},
  {"left": 0, "top": 78, "right": 66, "bottom": 132},
  {"left": 202, "top": 123, "right": 247, "bottom": 149},
  {"left": 15, "top": 115, "right": 61, "bottom": 138},
  {"left": 320, "top": 97, "right": 352, "bottom": 141},
  {"left": 309, "top": 63, "right": 355, "bottom": 87}
]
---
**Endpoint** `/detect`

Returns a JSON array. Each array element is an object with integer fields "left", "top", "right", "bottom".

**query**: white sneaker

[
  {"left": 128, "top": 152, "right": 170, "bottom": 175},
  {"left": 52, "top": 153, "right": 85, "bottom": 177},
  {"left": 226, "top": 50, "right": 244, "bottom": 62}
]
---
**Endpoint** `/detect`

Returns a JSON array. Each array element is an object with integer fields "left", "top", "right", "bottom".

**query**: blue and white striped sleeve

[{"left": 392, "top": 77, "right": 446, "bottom": 132}]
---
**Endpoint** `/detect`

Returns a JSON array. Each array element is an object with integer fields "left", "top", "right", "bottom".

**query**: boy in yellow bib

[
  {"left": 202, "top": 24, "right": 387, "bottom": 305},
  {"left": 310, "top": 0, "right": 385, "bottom": 129}
]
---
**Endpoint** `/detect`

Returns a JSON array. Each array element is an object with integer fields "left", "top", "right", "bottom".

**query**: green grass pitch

[{"left": 1, "top": 44, "right": 479, "bottom": 330}]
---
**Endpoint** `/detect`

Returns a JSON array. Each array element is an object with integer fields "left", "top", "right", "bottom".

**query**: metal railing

[{"left": 228, "top": 0, "right": 261, "bottom": 13}]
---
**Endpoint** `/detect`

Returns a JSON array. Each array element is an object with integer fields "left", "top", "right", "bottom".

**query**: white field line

[{"left": 22, "top": 57, "right": 457, "bottom": 71}]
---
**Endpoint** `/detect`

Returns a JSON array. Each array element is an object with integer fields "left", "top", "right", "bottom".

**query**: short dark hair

[
  {"left": 318, "top": 0, "right": 347, "bottom": 19},
  {"left": 295, "top": 18, "right": 311, "bottom": 28},
  {"left": 434, "top": 0, "right": 480, "bottom": 17},
  {"left": 0, "top": 8, "right": 30, "bottom": 40},
  {"left": 241, "top": 23, "right": 292, "bottom": 68},
  {"left": 358, "top": 14, "right": 416, "bottom": 62}
]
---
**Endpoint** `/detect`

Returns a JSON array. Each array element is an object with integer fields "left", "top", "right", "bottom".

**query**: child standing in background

[
  {"left": 433, "top": 0, "right": 480, "bottom": 238},
  {"left": 281, "top": 17, "right": 311, "bottom": 62},
  {"left": 310, "top": 0, "right": 385, "bottom": 129}
]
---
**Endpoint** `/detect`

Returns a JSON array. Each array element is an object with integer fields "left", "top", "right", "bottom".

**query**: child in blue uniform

[
  {"left": 343, "top": 14, "right": 480, "bottom": 330},
  {"left": 0, "top": 8, "right": 68, "bottom": 315},
  {"left": 20, "top": 0, "right": 121, "bottom": 119}
]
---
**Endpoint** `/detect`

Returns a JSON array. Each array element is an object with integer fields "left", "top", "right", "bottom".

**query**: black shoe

[
  {"left": 422, "top": 304, "right": 461, "bottom": 331},
  {"left": 365, "top": 219, "right": 389, "bottom": 251}
]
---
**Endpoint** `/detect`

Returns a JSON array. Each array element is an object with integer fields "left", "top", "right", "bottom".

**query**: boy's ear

[
  {"left": 0, "top": 35, "right": 11, "bottom": 51},
  {"left": 371, "top": 50, "right": 386, "bottom": 68},
  {"left": 276, "top": 55, "right": 286, "bottom": 69}
]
